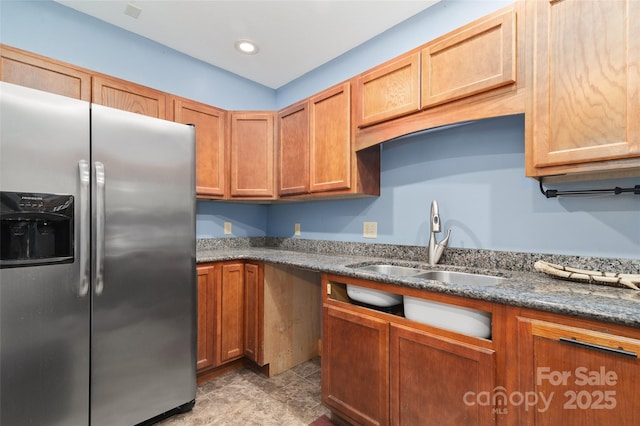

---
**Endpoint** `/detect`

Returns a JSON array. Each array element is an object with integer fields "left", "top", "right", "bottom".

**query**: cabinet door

[
  {"left": 355, "top": 52, "right": 421, "bottom": 127},
  {"left": 174, "top": 98, "right": 226, "bottom": 198},
  {"left": 92, "top": 75, "right": 168, "bottom": 119},
  {"left": 218, "top": 263, "right": 245, "bottom": 364},
  {"left": 0, "top": 44, "right": 91, "bottom": 101},
  {"left": 529, "top": 0, "right": 640, "bottom": 169},
  {"left": 390, "top": 324, "right": 496, "bottom": 426},
  {"left": 230, "top": 112, "right": 275, "bottom": 198},
  {"left": 421, "top": 8, "right": 516, "bottom": 109},
  {"left": 196, "top": 265, "right": 216, "bottom": 372},
  {"left": 322, "top": 304, "right": 389, "bottom": 426},
  {"left": 516, "top": 317, "right": 640, "bottom": 424},
  {"left": 309, "top": 82, "right": 351, "bottom": 193},
  {"left": 278, "top": 101, "right": 310, "bottom": 196},
  {"left": 243, "top": 262, "right": 263, "bottom": 364}
]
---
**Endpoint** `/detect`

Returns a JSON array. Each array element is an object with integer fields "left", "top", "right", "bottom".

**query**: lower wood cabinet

[
  {"left": 390, "top": 324, "right": 495, "bottom": 426},
  {"left": 196, "top": 264, "right": 216, "bottom": 371},
  {"left": 322, "top": 304, "right": 390, "bottom": 426},
  {"left": 196, "top": 261, "right": 247, "bottom": 376},
  {"left": 514, "top": 311, "right": 640, "bottom": 424},
  {"left": 243, "top": 262, "right": 263, "bottom": 363},
  {"left": 197, "top": 262, "right": 320, "bottom": 379},
  {"left": 218, "top": 262, "right": 245, "bottom": 364},
  {"left": 322, "top": 274, "right": 496, "bottom": 426}
]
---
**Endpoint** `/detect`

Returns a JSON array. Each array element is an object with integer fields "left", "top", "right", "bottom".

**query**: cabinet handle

[{"left": 559, "top": 337, "right": 638, "bottom": 359}]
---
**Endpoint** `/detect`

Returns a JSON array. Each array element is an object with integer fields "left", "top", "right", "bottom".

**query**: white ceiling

[{"left": 55, "top": 0, "right": 439, "bottom": 89}]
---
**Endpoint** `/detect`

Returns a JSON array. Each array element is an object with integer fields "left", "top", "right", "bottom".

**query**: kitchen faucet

[{"left": 428, "top": 200, "right": 451, "bottom": 266}]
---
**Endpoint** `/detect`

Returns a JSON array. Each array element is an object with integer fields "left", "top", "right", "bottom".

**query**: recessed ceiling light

[{"left": 235, "top": 40, "right": 259, "bottom": 55}]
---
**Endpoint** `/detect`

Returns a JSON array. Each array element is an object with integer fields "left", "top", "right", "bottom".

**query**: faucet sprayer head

[{"left": 430, "top": 200, "right": 441, "bottom": 233}]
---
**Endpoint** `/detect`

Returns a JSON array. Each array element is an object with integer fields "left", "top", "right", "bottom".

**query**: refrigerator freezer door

[
  {"left": 90, "top": 105, "right": 196, "bottom": 426},
  {"left": 0, "top": 82, "right": 91, "bottom": 425}
]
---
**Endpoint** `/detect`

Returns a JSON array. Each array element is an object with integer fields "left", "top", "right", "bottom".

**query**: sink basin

[
  {"left": 414, "top": 270, "right": 504, "bottom": 287},
  {"left": 353, "top": 264, "right": 425, "bottom": 277},
  {"left": 404, "top": 296, "right": 492, "bottom": 338},
  {"left": 346, "top": 285, "right": 403, "bottom": 307}
]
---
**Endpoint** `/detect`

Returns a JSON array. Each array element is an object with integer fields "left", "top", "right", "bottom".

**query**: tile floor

[{"left": 157, "top": 357, "right": 331, "bottom": 425}]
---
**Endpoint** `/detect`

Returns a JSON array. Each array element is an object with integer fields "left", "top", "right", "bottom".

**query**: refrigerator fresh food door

[
  {"left": 0, "top": 82, "right": 91, "bottom": 425},
  {"left": 90, "top": 104, "right": 196, "bottom": 426}
]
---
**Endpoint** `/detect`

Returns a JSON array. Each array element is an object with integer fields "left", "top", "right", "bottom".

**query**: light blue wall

[
  {"left": 197, "top": 202, "right": 267, "bottom": 238},
  {"left": 267, "top": 115, "right": 640, "bottom": 258},
  {"left": 276, "top": 0, "right": 512, "bottom": 108},
  {"left": 2, "top": 1, "right": 639, "bottom": 258},
  {"left": 0, "top": 0, "right": 275, "bottom": 110}
]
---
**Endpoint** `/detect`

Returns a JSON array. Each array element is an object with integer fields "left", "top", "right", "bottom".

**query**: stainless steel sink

[
  {"left": 353, "top": 264, "right": 425, "bottom": 276},
  {"left": 413, "top": 270, "right": 505, "bottom": 287}
]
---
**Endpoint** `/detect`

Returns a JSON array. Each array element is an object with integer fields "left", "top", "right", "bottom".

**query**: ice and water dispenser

[{"left": 0, "top": 192, "right": 74, "bottom": 268}]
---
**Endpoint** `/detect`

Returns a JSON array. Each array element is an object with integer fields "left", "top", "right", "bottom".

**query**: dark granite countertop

[{"left": 197, "top": 243, "right": 640, "bottom": 329}]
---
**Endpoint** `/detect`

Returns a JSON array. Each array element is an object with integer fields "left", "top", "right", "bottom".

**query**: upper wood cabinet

[
  {"left": 514, "top": 312, "right": 640, "bottom": 424},
  {"left": 279, "top": 82, "right": 380, "bottom": 199},
  {"left": 355, "top": 52, "right": 421, "bottom": 128},
  {"left": 278, "top": 100, "right": 310, "bottom": 196},
  {"left": 92, "top": 74, "right": 168, "bottom": 119},
  {"left": 229, "top": 111, "right": 276, "bottom": 199},
  {"left": 0, "top": 44, "right": 91, "bottom": 101},
  {"left": 525, "top": 0, "right": 640, "bottom": 178},
  {"left": 421, "top": 8, "right": 516, "bottom": 108},
  {"left": 174, "top": 97, "right": 227, "bottom": 198},
  {"left": 355, "top": 3, "right": 525, "bottom": 151},
  {"left": 309, "top": 82, "right": 352, "bottom": 193}
]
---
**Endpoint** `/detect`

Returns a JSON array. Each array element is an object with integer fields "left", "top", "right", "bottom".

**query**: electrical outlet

[
  {"left": 224, "top": 221, "right": 232, "bottom": 235},
  {"left": 294, "top": 223, "right": 301, "bottom": 236},
  {"left": 363, "top": 221, "right": 377, "bottom": 238}
]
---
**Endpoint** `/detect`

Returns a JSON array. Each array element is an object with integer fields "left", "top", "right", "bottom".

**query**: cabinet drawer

[{"left": 421, "top": 8, "right": 516, "bottom": 109}]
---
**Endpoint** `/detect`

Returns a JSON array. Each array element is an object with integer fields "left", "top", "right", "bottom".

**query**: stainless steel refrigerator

[{"left": 0, "top": 82, "right": 197, "bottom": 425}]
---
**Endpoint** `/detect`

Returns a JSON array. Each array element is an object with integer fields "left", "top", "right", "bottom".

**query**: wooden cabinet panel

[
  {"left": 174, "top": 98, "right": 226, "bottom": 198},
  {"left": 243, "top": 262, "right": 263, "bottom": 364},
  {"left": 262, "top": 265, "right": 321, "bottom": 376},
  {"left": 309, "top": 82, "right": 351, "bottom": 193},
  {"left": 230, "top": 112, "right": 276, "bottom": 198},
  {"left": 516, "top": 316, "right": 640, "bottom": 424},
  {"left": 527, "top": 0, "right": 640, "bottom": 175},
  {"left": 0, "top": 44, "right": 91, "bottom": 101},
  {"left": 278, "top": 101, "right": 309, "bottom": 196},
  {"left": 390, "top": 324, "right": 496, "bottom": 426},
  {"left": 322, "top": 304, "right": 389, "bottom": 426},
  {"left": 218, "top": 263, "right": 245, "bottom": 364},
  {"left": 92, "top": 75, "right": 167, "bottom": 119},
  {"left": 196, "top": 265, "right": 216, "bottom": 372},
  {"left": 421, "top": 8, "right": 516, "bottom": 109},
  {"left": 355, "top": 52, "right": 421, "bottom": 128},
  {"left": 355, "top": 3, "right": 525, "bottom": 151}
]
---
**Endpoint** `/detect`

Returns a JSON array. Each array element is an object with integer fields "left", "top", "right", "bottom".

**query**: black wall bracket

[{"left": 539, "top": 178, "right": 640, "bottom": 198}]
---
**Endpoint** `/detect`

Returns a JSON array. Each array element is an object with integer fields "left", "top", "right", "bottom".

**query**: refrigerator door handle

[
  {"left": 95, "top": 161, "right": 106, "bottom": 295},
  {"left": 78, "top": 160, "right": 90, "bottom": 297}
]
